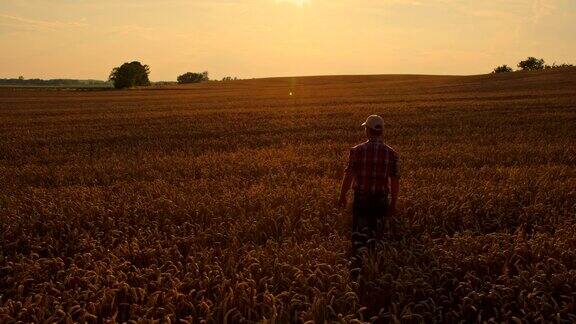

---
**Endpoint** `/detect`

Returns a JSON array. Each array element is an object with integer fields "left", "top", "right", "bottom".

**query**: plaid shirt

[{"left": 344, "top": 139, "right": 399, "bottom": 195}]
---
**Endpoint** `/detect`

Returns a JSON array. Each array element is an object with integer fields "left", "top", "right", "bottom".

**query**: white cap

[{"left": 362, "top": 115, "right": 384, "bottom": 131}]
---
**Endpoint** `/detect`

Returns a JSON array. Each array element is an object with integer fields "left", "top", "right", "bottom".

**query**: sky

[{"left": 0, "top": 0, "right": 575, "bottom": 81}]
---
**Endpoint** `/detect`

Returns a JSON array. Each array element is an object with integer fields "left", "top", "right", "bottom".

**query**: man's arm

[
  {"left": 388, "top": 149, "right": 400, "bottom": 216},
  {"left": 339, "top": 148, "right": 356, "bottom": 207},
  {"left": 389, "top": 176, "right": 399, "bottom": 215},
  {"left": 338, "top": 172, "right": 354, "bottom": 207}
]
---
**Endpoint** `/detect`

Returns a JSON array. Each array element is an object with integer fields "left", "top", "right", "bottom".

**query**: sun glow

[{"left": 275, "top": 0, "right": 310, "bottom": 7}]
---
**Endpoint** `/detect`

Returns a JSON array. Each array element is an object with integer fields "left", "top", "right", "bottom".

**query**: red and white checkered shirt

[{"left": 344, "top": 139, "right": 399, "bottom": 195}]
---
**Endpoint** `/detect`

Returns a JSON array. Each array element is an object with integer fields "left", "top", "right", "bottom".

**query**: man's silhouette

[{"left": 338, "top": 115, "right": 400, "bottom": 268}]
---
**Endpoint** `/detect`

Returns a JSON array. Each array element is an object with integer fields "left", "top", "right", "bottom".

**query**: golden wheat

[{"left": 1, "top": 68, "right": 575, "bottom": 323}]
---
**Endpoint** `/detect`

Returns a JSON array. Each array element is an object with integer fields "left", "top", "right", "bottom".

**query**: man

[{"left": 339, "top": 115, "right": 400, "bottom": 261}]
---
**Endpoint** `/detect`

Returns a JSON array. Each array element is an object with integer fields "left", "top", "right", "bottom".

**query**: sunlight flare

[{"left": 275, "top": 0, "right": 310, "bottom": 7}]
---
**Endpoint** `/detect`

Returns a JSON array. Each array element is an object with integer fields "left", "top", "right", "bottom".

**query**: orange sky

[{"left": 0, "top": 0, "right": 574, "bottom": 80}]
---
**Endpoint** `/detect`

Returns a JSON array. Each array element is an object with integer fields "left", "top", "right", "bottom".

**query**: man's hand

[
  {"left": 388, "top": 204, "right": 397, "bottom": 218},
  {"left": 338, "top": 195, "right": 347, "bottom": 208},
  {"left": 339, "top": 172, "right": 354, "bottom": 208}
]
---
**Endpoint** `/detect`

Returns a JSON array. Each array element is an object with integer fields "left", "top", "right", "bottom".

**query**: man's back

[{"left": 345, "top": 139, "right": 399, "bottom": 195}]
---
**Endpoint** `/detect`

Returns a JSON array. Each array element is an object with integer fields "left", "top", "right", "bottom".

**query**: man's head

[{"left": 362, "top": 115, "right": 384, "bottom": 138}]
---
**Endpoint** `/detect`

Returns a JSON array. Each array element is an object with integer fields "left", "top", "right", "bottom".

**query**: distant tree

[
  {"left": 221, "top": 76, "right": 241, "bottom": 81},
  {"left": 18, "top": 76, "right": 24, "bottom": 81},
  {"left": 109, "top": 61, "right": 151, "bottom": 89},
  {"left": 517, "top": 57, "right": 545, "bottom": 71},
  {"left": 493, "top": 65, "right": 514, "bottom": 73},
  {"left": 177, "top": 71, "right": 209, "bottom": 84}
]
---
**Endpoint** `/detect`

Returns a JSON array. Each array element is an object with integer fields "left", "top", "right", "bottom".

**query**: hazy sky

[{"left": 0, "top": 0, "right": 575, "bottom": 80}]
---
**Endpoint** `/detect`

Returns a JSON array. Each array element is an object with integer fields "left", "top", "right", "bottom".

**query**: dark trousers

[
  {"left": 350, "top": 192, "right": 388, "bottom": 269},
  {"left": 352, "top": 192, "right": 388, "bottom": 233}
]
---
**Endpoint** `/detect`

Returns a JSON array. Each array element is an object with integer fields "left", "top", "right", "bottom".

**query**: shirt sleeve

[
  {"left": 389, "top": 151, "right": 400, "bottom": 178},
  {"left": 344, "top": 148, "right": 358, "bottom": 174}
]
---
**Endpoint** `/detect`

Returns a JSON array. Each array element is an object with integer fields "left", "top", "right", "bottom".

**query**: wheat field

[{"left": 1, "top": 68, "right": 575, "bottom": 323}]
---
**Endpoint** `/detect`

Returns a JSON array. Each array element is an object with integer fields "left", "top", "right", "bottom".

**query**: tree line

[
  {"left": 0, "top": 77, "right": 110, "bottom": 87},
  {"left": 108, "top": 61, "right": 240, "bottom": 89},
  {"left": 493, "top": 57, "right": 573, "bottom": 73},
  {"left": 12, "top": 57, "right": 570, "bottom": 89}
]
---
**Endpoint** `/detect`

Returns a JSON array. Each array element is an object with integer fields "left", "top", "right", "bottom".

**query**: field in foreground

[{"left": 1, "top": 68, "right": 575, "bottom": 323}]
